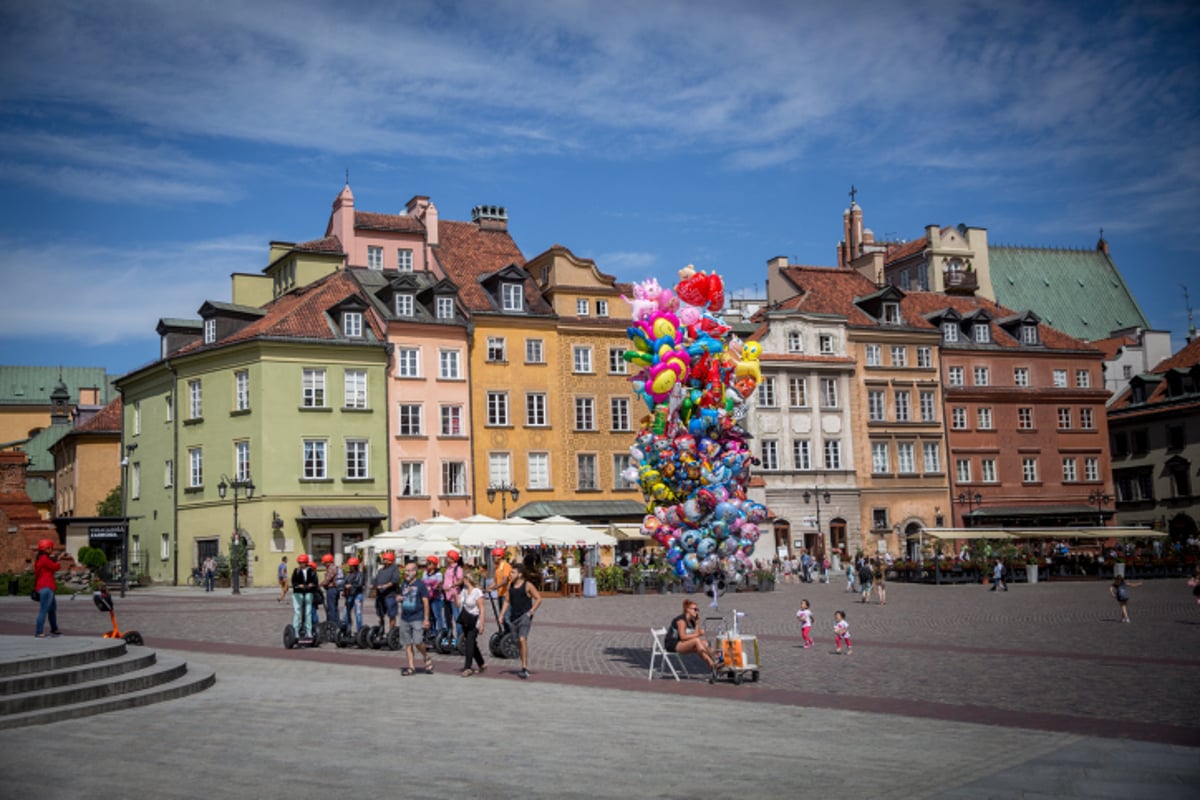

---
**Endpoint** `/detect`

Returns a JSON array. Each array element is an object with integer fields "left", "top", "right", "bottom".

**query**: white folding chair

[{"left": 648, "top": 626, "right": 689, "bottom": 681}]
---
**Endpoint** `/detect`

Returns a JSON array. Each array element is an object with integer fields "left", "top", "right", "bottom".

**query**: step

[
  {"left": 0, "top": 653, "right": 188, "bottom": 716},
  {"left": 0, "top": 637, "right": 127, "bottom": 678},
  {"left": 0, "top": 660, "right": 215, "bottom": 730},
  {"left": 0, "top": 647, "right": 158, "bottom": 695}
]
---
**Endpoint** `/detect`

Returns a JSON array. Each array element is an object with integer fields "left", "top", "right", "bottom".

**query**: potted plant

[
  {"left": 752, "top": 568, "right": 775, "bottom": 592},
  {"left": 628, "top": 562, "right": 647, "bottom": 595},
  {"left": 658, "top": 566, "right": 678, "bottom": 594}
]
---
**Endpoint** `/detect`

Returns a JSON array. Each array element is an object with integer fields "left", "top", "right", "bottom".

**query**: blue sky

[{"left": 1, "top": 0, "right": 1197, "bottom": 378}]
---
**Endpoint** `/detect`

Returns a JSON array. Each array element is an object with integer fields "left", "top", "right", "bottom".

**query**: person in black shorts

[{"left": 499, "top": 563, "right": 542, "bottom": 679}]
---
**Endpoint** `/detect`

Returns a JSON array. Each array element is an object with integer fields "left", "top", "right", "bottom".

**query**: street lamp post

[
  {"left": 1088, "top": 491, "right": 1113, "bottom": 527},
  {"left": 218, "top": 474, "right": 255, "bottom": 595},
  {"left": 486, "top": 483, "right": 520, "bottom": 520},
  {"left": 803, "top": 486, "right": 831, "bottom": 562},
  {"left": 120, "top": 443, "right": 137, "bottom": 598},
  {"left": 956, "top": 492, "right": 983, "bottom": 528}
]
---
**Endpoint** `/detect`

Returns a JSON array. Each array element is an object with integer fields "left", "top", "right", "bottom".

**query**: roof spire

[
  {"left": 849, "top": 184, "right": 858, "bottom": 206},
  {"left": 345, "top": 167, "right": 350, "bottom": 186}
]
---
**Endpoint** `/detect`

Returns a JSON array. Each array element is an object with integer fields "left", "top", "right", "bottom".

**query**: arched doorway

[
  {"left": 905, "top": 521, "right": 924, "bottom": 561},
  {"left": 773, "top": 519, "right": 791, "bottom": 557}
]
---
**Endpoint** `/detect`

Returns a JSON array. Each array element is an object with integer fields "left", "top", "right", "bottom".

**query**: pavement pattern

[{"left": 1, "top": 576, "right": 1197, "bottom": 798}]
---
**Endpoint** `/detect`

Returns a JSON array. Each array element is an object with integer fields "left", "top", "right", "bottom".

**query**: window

[
  {"left": 788, "top": 378, "right": 807, "bottom": 408},
  {"left": 436, "top": 296, "right": 454, "bottom": 320},
  {"left": 1168, "top": 425, "right": 1185, "bottom": 450},
  {"left": 920, "top": 391, "right": 936, "bottom": 422},
  {"left": 576, "top": 298, "right": 589, "bottom": 316},
  {"left": 597, "top": 300, "right": 609, "bottom": 317},
  {"left": 1018, "top": 407, "right": 1034, "bottom": 429},
  {"left": 865, "top": 344, "right": 881, "bottom": 366},
  {"left": 1053, "top": 369, "right": 1068, "bottom": 388},
  {"left": 820, "top": 378, "right": 838, "bottom": 408},
  {"left": 343, "top": 311, "right": 363, "bottom": 337},
  {"left": 487, "top": 392, "right": 509, "bottom": 426},
  {"left": 1122, "top": 365, "right": 1133, "bottom": 379},
  {"left": 524, "top": 339, "right": 542, "bottom": 364},
  {"left": 894, "top": 390, "right": 910, "bottom": 422},
  {"left": 1057, "top": 407, "right": 1072, "bottom": 429},
  {"left": 1132, "top": 430, "right": 1149, "bottom": 453},
  {"left": 973, "top": 366, "right": 990, "bottom": 386},
  {"left": 573, "top": 346, "right": 593, "bottom": 374},
  {"left": 977, "top": 407, "right": 993, "bottom": 429},
  {"left": 758, "top": 377, "right": 777, "bottom": 407},
  {"left": 981, "top": 458, "right": 996, "bottom": 482},
  {"left": 161, "top": 533, "right": 170, "bottom": 561},
  {"left": 611, "top": 397, "right": 631, "bottom": 431},
  {"left": 346, "top": 440, "right": 369, "bottom": 479},
  {"left": 528, "top": 453, "right": 550, "bottom": 489},
  {"left": 303, "top": 440, "right": 327, "bottom": 479},
  {"left": 1112, "top": 432, "right": 1129, "bottom": 457},
  {"left": 882, "top": 302, "right": 901, "bottom": 325},
  {"left": 918, "top": 263, "right": 929, "bottom": 290},
  {"left": 131, "top": 463, "right": 140, "bottom": 499},
  {"left": 868, "top": 390, "right": 886, "bottom": 421},
  {"left": 395, "top": 295, "right": 414, "bottom": 317},
  {"left": 1062, "top": 457, "right": 1077, "bottom": 483},
  {"left": 1085, "top": 457, "right": 1099, "bottom": 482},
  {"left": 442, "top": 462, "right": 467, "bottom": 495},
  {"left": 188, "top": 448, "right": 202, "bottom": 487},
  {"left": 1014, "top": 367, "right": 1029, "bottom": 387},
  {"left": 823, "top": 439, "right": 841, "bottom": 470},
  {"left": 165, "top": 394, "right": 172, "bottom": 422},
  {"left": 760, "top": 440, "right": 779, "bottom": 470},
  {"left": 397, "top": 248, "right": 413, "bottom": 272},
  {"left": 899, "top": 270, "right": 910, "bottom": 290},
  {"left": 439, "top": 350, "right": 461, "bottom": 380},
  {"left": 1170, "top": 459, "right": 1191, "bottom": 498},
  {"left": 526, "top": 393, "right": 547, "bottom": 426},
  {"left": 923, "top": 442, "right": 941, "bottom": 473},
  {"left": 942, "top": 322, "right": 959, "bottom": 342},
  {"left": 203, "top": 318, "right": 216, "bottom": 344},
  {"left": 793, "top": 439, "right": 812, "bottom": 470},
  {"left": 302, "top": 368, "right": 326, "bottom": 407},
  {"left": 956, "top": 458, "right": 971, "bottom": 483},
  {"left": 613, "top": 454, "right": 633, "bottom": 489},
  {"left": 488, "top": 452, "right": 511, "bottom": 486},
  {"left": 400, "top": 462, "right": 424, "bottom": 495},
  {"left": 1022, "top": 457, "right": 1039, "bottom": 483},
  {"left": 341, "top": 370, "right": 366, "bottom": 409},
  {"left": 973, "top": 322, "right": 990, "bottom": 343},
  {"left": 819, "top": 334, "right": 835, "bottom": 354},
  {"left": 609, "top": 348, "right": 627, "bottom": 374},
  {"left": 917, "top": 347, "right": 932, "bottom": 368},
  {"left": 235, "top": 370, "right": 250, "bottom": 411},
  {"left": 1080, "top": 408, "right": 1094, "bottom": 430},
  {"left": 873, "top": 508, "right": 890, "bottom": 530},
  {"left": 133, "top": 400, "right": 141, "bottom": 435},
  {"left": 897, "top": 442, "right": 915, "bottom": 474},
  {"left": 787, "top": 331, "right": 803, "bottom": 353},
  {"left": 397, "top": 404, "right": 423, "bottom": 436},
  {"left": 891, "top": 346, "right": 907, "bottom": 367},
  {"left": 574, "top": 397, "right": 595, "bottom": 431},
  {"left": 367, "top": 246, "right": 383, "bottom": 270},
  {"left": 234, "top": 440, "right": 250, "bottom": 482},
  {"left": 577, "top": 454, "right": 597, "bottom": 490},
  {"left": 948, "top": 366, "right": 964, "bottom": 386},
  {"left": 394, "top": 348, "right": 418, "bottom": 378},
  {"left": 1075, "top": 369, "right": 1090, "bottom": 388},
  {"left": 952, "top": 407, "right": 967, "bottom": 429},
  {"left": 487, "top": 337, "right": 506, "bottom": 363},
  {"left": 501, "top": 283, "right": 524, "bottom": 311},
  {"left": 871, "top": 442, "right": 889, "bottom": 473},
  {"left": 1021, "top": 324, "right": 1039, "bottom": 345},
  {"left": 440, "top": 405, "right": 463, "bottom": 436},
  {"left": 188, "top": 380, "right": 202, "bottom": 419},
  {"left": 164, "top": 459, "right": 173, "bottom": 488}
]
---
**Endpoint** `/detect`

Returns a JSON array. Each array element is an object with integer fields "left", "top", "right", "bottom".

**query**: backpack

[
  {"left": 1116, "top": 584, "right": 1129, "bottom": 602},
  {"left": 664, "top": 621, "right": 680, "bottom": 651},
  {"left": 858, "top": 566, "right": 872, "bottom": 583}
]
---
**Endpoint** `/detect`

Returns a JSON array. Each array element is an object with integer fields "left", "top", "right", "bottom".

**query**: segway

[
  {"left": 283, "top": 597, "right": 321, "bottom": 649},
  {"left": 487, "top": 592, "right": 520, "bottom": 659},
  {"left": 92, "top": 586, "right": 144, "bottom": 646}
]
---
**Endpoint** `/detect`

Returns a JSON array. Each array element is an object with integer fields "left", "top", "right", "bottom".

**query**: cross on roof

[{"left": 849, "top": 184, "right": 858, "bottom": 205}]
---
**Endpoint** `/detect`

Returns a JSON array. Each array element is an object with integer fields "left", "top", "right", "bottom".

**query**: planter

[
  {"left": 1026, "top": 564, "right": 1038, "bottom": 584},
  {"left": 1114, "top": 563, "right": 1126, "bottom": 579}
]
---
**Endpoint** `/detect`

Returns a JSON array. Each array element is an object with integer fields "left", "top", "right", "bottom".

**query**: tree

[{"left": 96, "top": 486, "right": 122, "bottom": 517}]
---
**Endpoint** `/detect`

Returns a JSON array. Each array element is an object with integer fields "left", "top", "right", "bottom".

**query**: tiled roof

[
  {"left": 0, "top": 367, "right": 112, "bottom": 406},
  {"left": 899, "top": 291, "right": 1096, "bottom": 352},
  {"left": 354, "top": 211, "right": 425, "bottom": 234},
  {"left": 19, "top": 422, "right": 72, "bottom": 473},
  {"left": 74, "top": 397, "right": 122, "bottom": 433},
  {"left": 434, "top": 221, "right": 553, "bottom": 316},
  {"left": 294, "top": 235, "right": 343, "bottom": 254},
  {"left": 1150, "top": 335, "right": 1200, "bottom": 373},
  {"left": 299, "top": 504, "right": 386, "bottom": 521},
  {"left": 988, "top": 246, "right": 1149, "bottom": 341},
  {"left": 1089, "top": 333, "right": 1138, "bottom": 361},
  {"left": 1109, "top": 336, "right": 1200, "bottom": 410},
  {"left": 884, "top": 236, "right": 929, "bottom": 265}
]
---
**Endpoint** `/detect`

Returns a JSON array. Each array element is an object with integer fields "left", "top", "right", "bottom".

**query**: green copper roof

[
  {"left": 20, "top": 422, "right": 72, "bottom": 473},
  {"left": 988, "top": 246, "right": 1149, "bottom": 341},
  {"left": 0, "top": 366, "right": 114, "bottom": 406}
]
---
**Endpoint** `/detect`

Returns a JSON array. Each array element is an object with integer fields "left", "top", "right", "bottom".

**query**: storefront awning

[
  {"left": 608, "top": 525, "right": 651, "bottom": 541},
  {"left": 923, "top": 527, "right": 1164, "bottom": 540},
  {"left": 510, "top": 500, "right": 645, "bottom": 522},
  {"left": 298, "top": 505, "right": 386, "bottom": 524}
]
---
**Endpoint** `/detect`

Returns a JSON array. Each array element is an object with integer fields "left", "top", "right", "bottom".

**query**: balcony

[{"left": 943, "top": 269, "right": 978, "bottom": 293}]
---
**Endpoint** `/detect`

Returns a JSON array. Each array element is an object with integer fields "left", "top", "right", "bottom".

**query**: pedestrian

[
  {"left": 833, "top": 610, "right": 851, "bottom": 655},
  {"left": 858, "top": 560, "right": 873, "bottom": 604},
  {"left": 821, "top": 554, "right": 831, "bottom": 584},
  {"left": 845, "top": 561, "right": 855, "bottom": 593},
  {"left": 422, "top": 556, "right": 445, "bottom": 636},
  {"left": 873, "top": 559, "right": 887, "bottom": 605},
  {"left": 492, "top": 547, "right": 513, "bottom": 625},
  {"left": 800, "top": 550, "right": 812, "bottom": 583},
  {"left": 290, "top": 554, "right": 319, "bottom": 638},
  {"left": 202, "top": 554, "right": 216, "bottom": 592},
  {"left": 371, "top": 551, "right": 400, "bottom": 633},
  {"left": 1110, "top": 575, "right": 1142, "bottom": 623},
  {"left": 457, "top": 570, "right": 487, "bottom": 676},
  {"left": 990, "top": 558, "right": 1008, "bottom": 592},
  {"left": 781, "top": 557, "right": 793, "bottom": 585},
  {"left": 1189, "top": 567, "right": 1200, "bottom": 607},
  {"left": 343, "top": 556, "right": 364, "bottom": 634},
  {"left": 33, "top": 538, "right": 63, "bottom": 638},
  {"left": 320, "top": 553, "right": 341, "bottom": 624},
  {"left": 499, "top": 563, "right": 543, "bottom": 679},
  {"left": 442, "top": 549, "right": 465, "bottom": 643},
  {"left": 277, "top": 555, "right": 288, "bottom": 602},
  {"left": 796, "top": 598, "right": 814, "bottom": 648},
  {"left": 397, "top": 559, "right": 433, "bottom": 676}
]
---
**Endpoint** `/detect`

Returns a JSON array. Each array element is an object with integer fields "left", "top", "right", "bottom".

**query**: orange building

[{"left": 50, "top": 397, "right": 122, "bottom": 519}]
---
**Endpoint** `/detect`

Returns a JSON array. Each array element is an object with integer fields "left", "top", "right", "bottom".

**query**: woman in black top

[
  {"left": 499, "top": 563, "right": 542, "bottom": 679},
  {"left": 667, "top": 599, "right": 716, "bottom": 670}
]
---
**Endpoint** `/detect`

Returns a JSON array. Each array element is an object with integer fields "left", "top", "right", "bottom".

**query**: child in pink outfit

[
  {"left": 834, "top": 610, "right": 852, "bottom": 655},
  {"left": 796, "top": 599, "right": 814, "bottom": 648}
]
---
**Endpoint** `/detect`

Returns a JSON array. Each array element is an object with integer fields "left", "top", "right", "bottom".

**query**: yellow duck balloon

[{"left": 734, "top": 340, "right": 763, "bottom": 383}]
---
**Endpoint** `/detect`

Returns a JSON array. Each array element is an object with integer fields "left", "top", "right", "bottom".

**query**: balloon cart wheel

[{"left": 750, "top": 670, "right": 760, "bottom": 683}]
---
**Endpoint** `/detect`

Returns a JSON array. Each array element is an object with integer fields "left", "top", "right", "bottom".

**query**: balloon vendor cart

[{"left": 706, "top": 609, "right": 759, "bottom": 685}]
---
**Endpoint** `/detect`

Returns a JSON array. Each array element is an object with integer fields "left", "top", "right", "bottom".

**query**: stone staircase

[{"left": 0, "top": 636, "right": 214, "bottom": 729}]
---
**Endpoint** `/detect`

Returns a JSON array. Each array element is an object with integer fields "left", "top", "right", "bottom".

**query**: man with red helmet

[
  {"left": 33, "top": 538, "right": 64, "bottom": 637},
  {"left": 343, "top": 556, "right": 365, "bottom": 634},
  {"left": 422, "top": 556, "right": 445, "bottom": 637},
  {"left": 290, "top": 554, "right": 320, "bottom": 638},
  {"left": 372, "top": 551, "right": 401, "bottom": 632},
  {"left": 320, "top": 553, "right": 342, "bottom": 625},
  {"left": 493, "top": 547, "right": 513, "bottom": 626}
]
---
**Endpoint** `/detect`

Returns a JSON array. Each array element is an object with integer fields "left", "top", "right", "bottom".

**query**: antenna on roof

[
  {"left": 1184, "top": 284, "right": 1196, "bottom": 342},
  {"left": 345, "top": 167, "right": 350, "bottom": 186}
]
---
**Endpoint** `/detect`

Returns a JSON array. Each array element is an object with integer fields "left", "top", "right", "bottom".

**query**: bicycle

[{"left": 186, "top": 567, "right": 203, "bottom": 587}]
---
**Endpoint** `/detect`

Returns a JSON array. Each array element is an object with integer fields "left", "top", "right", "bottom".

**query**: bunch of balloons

[{"left": 621, "top": 266, "right": 771, "bottom": 582}]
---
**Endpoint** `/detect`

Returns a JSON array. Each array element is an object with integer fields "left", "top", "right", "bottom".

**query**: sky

[{"left": 1, "top": 0, "right": 1197, "bottom": 379}]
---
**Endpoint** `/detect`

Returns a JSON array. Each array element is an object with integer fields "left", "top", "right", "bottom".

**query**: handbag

[
  {"left": 457, "top": 607, "right": 477, "bottom": 627},
  {"left": 30, "top": 589, "right": 40, "bottom": 602}
]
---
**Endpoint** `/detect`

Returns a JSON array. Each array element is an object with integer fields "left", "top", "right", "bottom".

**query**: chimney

[
  {"left": 330, "top": 184, "right": 355, "bottom": 265},
  {"left": 1096, "top": 234, "right": 1110, "bottom": 256},
  {"left": 472, "top": 205, "right": 508, "bottom": 232}
]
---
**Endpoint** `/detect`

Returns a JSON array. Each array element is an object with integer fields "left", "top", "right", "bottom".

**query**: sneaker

[
  {"left": 846, "top": 648, "right": 853, "bottom": 654},
  {"left": 803, "top": 643, "right": 812, "bottom": 649},
  {"left": 34, "top": 633, "right": 47, "bottom": 638},
  {"left": 835, "top": 649, "right": 842, "bottom": 655},
  {"left": 518, "top": 668, "right": 529, "bottom": 680},
  {"left": 49, "top": 631, "right": 62, "bottom": 637}
]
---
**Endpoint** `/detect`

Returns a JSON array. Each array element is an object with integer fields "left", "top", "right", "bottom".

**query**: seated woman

[{"left": 665, "top": 599, "right": 716, "bottom": 670}]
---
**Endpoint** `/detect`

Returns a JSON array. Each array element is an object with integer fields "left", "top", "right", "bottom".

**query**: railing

[{"left": 943, "top": 269, "right": 978, "bottom": 291}]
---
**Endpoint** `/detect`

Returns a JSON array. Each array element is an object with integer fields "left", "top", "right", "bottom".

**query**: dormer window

[
  {"left": 395, "top": 294, "right": 414, "bottom": 317},
  {"left": 436, "top": 296, "right": 454, "bottom": 320},
  {"left": 576, "top": 298, "right": 589, "bottom": 316},
  {"left": 203, "top": 318, "right": 216, "bottom": 344},
  {"left": 596, "top": 300, "right": 609, "bottom": 317},
  {"left": 787, "top": 331, "right": 803, "bottom": 353},
  {"left": 368, "top": 246, "right": 383, "bottom": 270},
  {"left": 973, "top": 322, "right": 990, "bottom": 343},
  {"left": 1020, "top": 324, "right": 1039, "bottom": 345},
  {"left": 343, "top": 311, "right": 363, "bottom": 338},
  {"left": 502, "top": 283, "right": 524, "bottom": 312},
  {"left": 942, "top": 322, "right": 959, "bottom": 342},
  {"left": 882, "top": 302, "right": 901, "bottom": 325}
]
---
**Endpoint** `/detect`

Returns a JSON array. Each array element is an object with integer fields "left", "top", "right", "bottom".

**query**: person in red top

[{"left": 34, "top": 538, "right": 63, "bottom": 637}]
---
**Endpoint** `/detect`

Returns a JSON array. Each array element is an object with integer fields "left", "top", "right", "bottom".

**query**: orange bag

[{"left": 721, "top": 637, "right": 745, "bottom": 668}]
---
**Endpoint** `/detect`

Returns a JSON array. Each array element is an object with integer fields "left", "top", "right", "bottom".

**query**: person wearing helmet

[
  {"left": 422, "top": 556, "right": 445, "bottom": 636},
  {"left": 291, "top": 554, "right": 320, "bottom": 638},
  {"left": 33, "top": 538, "right": 64, "bottom": 637},
  {"left": 320, "top": 553, "right": 341, "bottom": 625},
  {"left": 493, "top": 547, "right": 513, "bottom": 626},
  {"left": 442, "top": 549, "right": 465, "bottom": 641},
  {"left": 372, "top": 552, "right": 401, "bottom": 631},
  {"left": 343, "top": 557, "right": 365, "bottom": 634}
]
